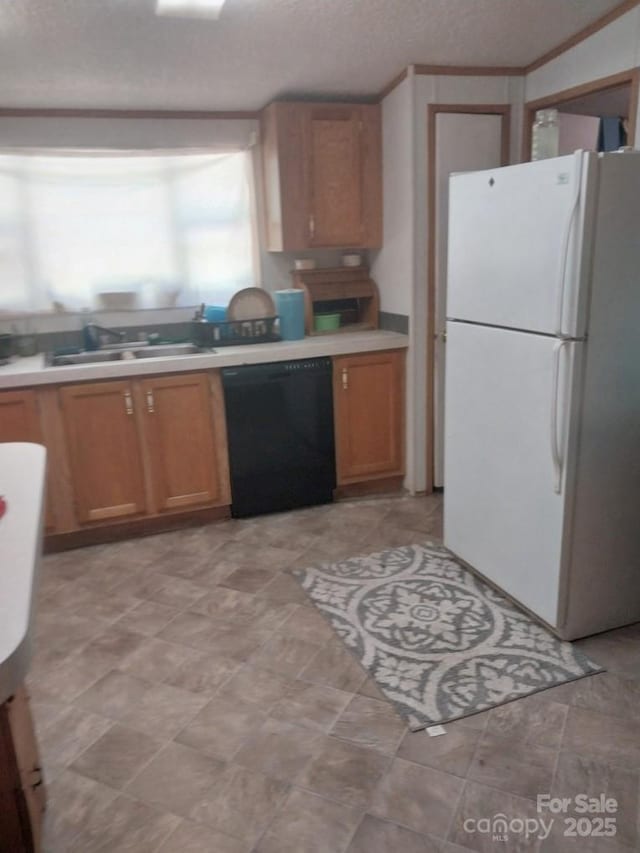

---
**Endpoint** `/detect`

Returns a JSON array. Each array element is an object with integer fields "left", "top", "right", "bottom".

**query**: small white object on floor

[{"left": 426, "top": 725, "right": 447, "bottom": 737}]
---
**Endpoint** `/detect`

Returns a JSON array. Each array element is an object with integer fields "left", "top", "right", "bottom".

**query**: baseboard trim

[
  {"left": 333, "top": 476, "right": 405, "bottom": 500},
  {"left": 44, "top": 504, "right": 231, "bottom": 553}
]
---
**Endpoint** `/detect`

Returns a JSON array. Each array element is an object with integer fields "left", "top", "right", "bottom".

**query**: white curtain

[{"left": 0, "top": 149, "right": 257, "bottom": 313}]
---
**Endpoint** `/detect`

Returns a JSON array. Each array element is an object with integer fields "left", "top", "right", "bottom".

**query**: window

[{"left": 0, "top": 150, "right": 257, "bottom": 313}]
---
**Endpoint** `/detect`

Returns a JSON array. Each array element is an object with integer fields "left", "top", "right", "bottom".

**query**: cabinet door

[
  {"left": 0, "top": 391, "right": 41, "bottom": 443},
  {"left": 60, "top": 381, "right": 146, "bottom": 524},
  {"left": 306, "top": 103, "right": 381, "bottom": 249},
  {"left": 308, "top": 105, "right": 363, "bottom": 247},
  {"left": 0, "top": 390, "right": 55, "bottom": 531},
  {"left": 261, "top": 101, "right": 381, "bottom": 251},
  {"left": 140, "top": 373, "right": 228, "bottom": 512},
  {"left": 333, "top": 351, "right": 404, "bottom": 484}
]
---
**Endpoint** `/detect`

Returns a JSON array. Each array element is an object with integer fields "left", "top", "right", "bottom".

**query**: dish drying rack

[{"left": 191, "top": 316, "right": 281, "bottom": 347}]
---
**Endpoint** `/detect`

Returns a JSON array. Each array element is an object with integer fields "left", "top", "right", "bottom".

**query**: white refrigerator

[{"left": 444, "top": 150, "right": 640, "bottom": 640}]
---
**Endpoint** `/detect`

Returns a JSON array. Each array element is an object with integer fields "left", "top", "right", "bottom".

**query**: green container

[{"left": 313, "top": 312, "right": 341, "bottom": 332}]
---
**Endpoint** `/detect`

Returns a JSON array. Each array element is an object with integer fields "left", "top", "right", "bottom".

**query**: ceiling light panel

[{"left": 156, "top": 0, "right": 226, "bottom": 19}]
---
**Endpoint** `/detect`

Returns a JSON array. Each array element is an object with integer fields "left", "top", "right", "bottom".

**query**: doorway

[
  {"left": 522, "top": 69, "right": 639, "bottom": 161},
  {"left": 427, "top": 105, "right": 510, "bottom": 491}
]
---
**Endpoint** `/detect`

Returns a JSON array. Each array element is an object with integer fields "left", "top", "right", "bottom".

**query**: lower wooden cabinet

[
  {"left": 0, "top": 390, "right": 54, "bottom": 530},
  {"left": 333, "top": 350, "right": 405, "bottom": 484},
  {"left": 139, "top": 373, "right": 229, "bottom": 513},
  {"left": 60, "top": 380, "right": 148, "bottom": 524},
  {"left": 0, "top": 390, "right": 41, "bottom": 442},
  {"left": 0, "top": 686, "right": 45, "bottom": 853},
  {"left": 59, "top": 372, "right": 230, "bottom": 526},
  {"left": 0, "top": 349, "right": 405, "bottom": 542}
]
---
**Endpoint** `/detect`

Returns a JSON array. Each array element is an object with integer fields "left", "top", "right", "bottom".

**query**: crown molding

[
  {"left": 0, "top": 108, "right": 259, "bottom": 119},
  {"left": 376, "top": 68, "right": 409, "bottom": 101},
  {"left": 413, "top": 64, "right": 524, "bottom": 77}
]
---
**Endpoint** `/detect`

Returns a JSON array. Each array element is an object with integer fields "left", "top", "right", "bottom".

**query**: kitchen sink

[
  {"left": 47, "top": 343, "right": 209, "bottom": 366},
  {"left": 47, "top": 350, "right": 125, "bottom": 366},
  {"left": 131, "top": 343, "right": 204, "bottom": 358}
]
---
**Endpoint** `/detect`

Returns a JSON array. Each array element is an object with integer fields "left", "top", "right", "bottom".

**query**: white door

[
  {"left": 447, "top": 151, "right": 592, "bottom": 337},
  {"left": 433, "top": 112, "right": 504, "bottom": 487},
  {"left": 443, "top": 321, "right": 578, "bottom": 627}
]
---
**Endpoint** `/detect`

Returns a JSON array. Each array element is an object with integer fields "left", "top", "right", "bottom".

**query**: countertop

[
  {"left": 0, "top": 443, "right": 46, "bottom": 705},
  {"left": 0, "top": 330, "right": 408, "bottom": 389}
]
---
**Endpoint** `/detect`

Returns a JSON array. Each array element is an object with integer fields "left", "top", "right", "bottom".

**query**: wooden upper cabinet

[
  {"left": 261, "top": 101, "right": 382, "bottom": 251},
  {"left": 333, "top": 350, "right": 405, "bottom": 484},
  {"left": 308, "top": 106, "right": 363, "bottom": 247},
  {"left": 139, "top": 373, "right": 230, "bottom": 513},
  {"left": 60, "top": 380, "right": 147, "bottom": 524}
]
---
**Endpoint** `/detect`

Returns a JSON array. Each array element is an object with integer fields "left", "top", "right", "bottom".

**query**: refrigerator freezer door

[
  {"left": 444, "top": 322, "right": 578, "bottom": 627},
  {"left": 447, "top": 152, "right": 593, "bottom": 337}
]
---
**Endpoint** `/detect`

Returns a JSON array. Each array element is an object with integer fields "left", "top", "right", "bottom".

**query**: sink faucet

[{"left": 83, "top": 323, "right": 126, "bottom": 351}]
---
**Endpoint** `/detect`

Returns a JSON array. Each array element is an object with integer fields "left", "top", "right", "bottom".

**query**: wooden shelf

[{"left": 291, "top": 266, "right": 380, "bottom": 336}]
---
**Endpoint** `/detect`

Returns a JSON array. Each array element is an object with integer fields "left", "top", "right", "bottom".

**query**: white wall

[
  {"left": 413, "top": 73, "right": 524, "bottom": 494},
  {"left": 372, "top": 68, "right": 524, "bottom": 494},
  {"left": 558, "top": 112, "right": 600, "bottom": 154},
  {"left": 524, "top": 6, "right": 640, "bottom": 147},
  {"left": 0, "top": 115, "right": 258, "bottom": 150},
  {"left": 382, "top": 4, "right": 640, "bottom": 495},
  {"left": 260, "top": 250, "right": 362, "bottom": 293},
  {"left": 370, "top": 76, "right": 415, "bottom": 317}
]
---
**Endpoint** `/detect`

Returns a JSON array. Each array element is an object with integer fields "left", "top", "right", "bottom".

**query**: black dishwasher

[{"left": 222, "top": 358, "right": 335, "bottom": 517}]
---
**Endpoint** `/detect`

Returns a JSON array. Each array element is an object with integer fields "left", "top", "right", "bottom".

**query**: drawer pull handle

[
  {"left": 123, "top": 390, "right": 133, "bottom": 415},
  {"left": 146, "top": 390, "right": 155, "bottom": 413},
  {"left": 342, "top": 367, "right": 348, "bottom": 391}
]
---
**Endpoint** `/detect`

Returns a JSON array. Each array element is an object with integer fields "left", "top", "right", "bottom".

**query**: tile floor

[{"left": 29, "top": 494, "right": 640, "bottom": 852}]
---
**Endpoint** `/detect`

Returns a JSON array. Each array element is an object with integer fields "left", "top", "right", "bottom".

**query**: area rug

[{"left": 290, "top": 542, "right": 603, "bottom": 730}]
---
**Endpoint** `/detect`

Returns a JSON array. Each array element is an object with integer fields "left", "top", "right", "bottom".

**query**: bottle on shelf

[{"left": 531, "top": 109, "right": 560, "bottom": 161}]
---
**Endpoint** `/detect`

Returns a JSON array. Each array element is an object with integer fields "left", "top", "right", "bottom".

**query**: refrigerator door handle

[
  {"left": 550, "top": 339, "right": 570, "bottom": 494},
  {"left": 555, "top": 151, "right": 583, "bottom": 336}
]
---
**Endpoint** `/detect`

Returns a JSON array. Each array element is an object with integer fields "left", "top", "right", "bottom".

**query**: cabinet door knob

[
  {"left": 146, "top": 390, "right": 155, "bottom": 413},
  {"left": 342, "top": 367, "right": 348, "bottom": 390},
  {"left": 123, "top": 390, "right": 133, "bottom": 415}
]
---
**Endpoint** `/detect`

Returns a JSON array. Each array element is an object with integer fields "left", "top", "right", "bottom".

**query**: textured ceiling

[{"left": 0, "top": 0, "right": 623, "bottom": 110}]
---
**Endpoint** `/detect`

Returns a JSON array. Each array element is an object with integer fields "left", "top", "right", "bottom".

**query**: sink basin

[
  {"left": 48, "top": 350, "right": 125, "bottom": 366},
  {"left": 47, "top": 343, "right": 209, "bottom": 366},
  {"left": 132, "top": 343, "right": 204, "bottom": 358}
]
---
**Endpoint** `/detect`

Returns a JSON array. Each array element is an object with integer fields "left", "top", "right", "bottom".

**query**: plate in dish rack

[{"left": 227, "top": 288, "right": 276, "bottom": 321}]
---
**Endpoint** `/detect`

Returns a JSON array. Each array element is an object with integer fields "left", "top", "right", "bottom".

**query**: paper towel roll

[{"left": 275, "top": 289, "right": 305, "bottom": 341}]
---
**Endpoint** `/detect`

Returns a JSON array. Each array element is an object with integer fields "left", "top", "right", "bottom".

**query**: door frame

[
  {"left": 521, "top": 67, "right": 640, "bottom": 161},
  {"left": 426, "top": 103, "right": 511, "bottom": 493}
]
